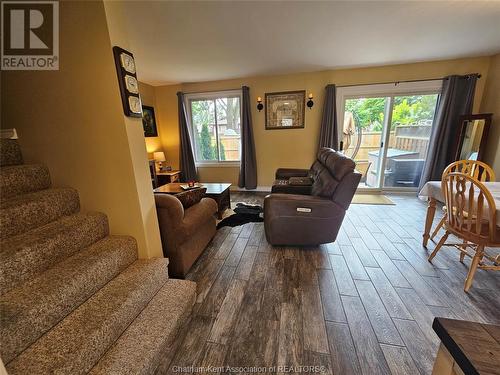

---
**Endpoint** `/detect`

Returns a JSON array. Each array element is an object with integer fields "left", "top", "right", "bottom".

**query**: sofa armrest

[
  {"left": 155, "top": 193, "right": 184, "bottom": 226},
  {"left": 178, "top": 197, "right": 217, "bottom": 238},
  {"left": 264, "top": 193, "right": 344, "bottom": 219},
  {"left": 275, "top": 168, "right": 310, "bottom": 180}
]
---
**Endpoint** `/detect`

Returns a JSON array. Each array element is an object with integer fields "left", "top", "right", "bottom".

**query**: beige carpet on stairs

[{"left": 0, "top": 139, "right": 196, "bottom": 374}]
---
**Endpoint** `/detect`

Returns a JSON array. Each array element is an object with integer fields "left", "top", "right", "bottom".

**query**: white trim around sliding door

[
  {"left": 335, "top": 80, "right": 443, "bottom": 135},
  {"left": 336, "top": 80, "right": 443, "bottom": 193}
]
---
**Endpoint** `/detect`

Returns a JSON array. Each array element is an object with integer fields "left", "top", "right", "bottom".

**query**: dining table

[{"left": 418, "top": 181, "right": 500, "bottom": 247}]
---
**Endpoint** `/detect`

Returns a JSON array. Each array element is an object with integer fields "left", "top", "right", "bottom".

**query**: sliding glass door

[
  {"left": 383, "top": 94, "right": 438, "bottom": 189},
  {"left": 336, "top": 81, "right": 442, "bottom": 192},
  {"left": 342, "top": 96, "right": 391, "bottom": 189}
]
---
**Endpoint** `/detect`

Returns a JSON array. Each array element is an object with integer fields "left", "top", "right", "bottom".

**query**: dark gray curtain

[
  {"left": 318, "top": 84, "right": 339, "bottom": 150},
  {"left": 238, "top": 86, "right": 257, "bottom": 189},
  {"left": 418, "top": 74, "right": 478, "bottom": 190},
  {"left": 177, "top": 92, "right": 197, "bottom": 182}
]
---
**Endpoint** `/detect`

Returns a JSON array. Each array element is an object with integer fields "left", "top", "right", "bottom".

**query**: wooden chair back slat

[
  {"left": 442, "top": 160, "right": 495, "bottom": 182},
  {"left": 468, "top": 184, "right": 475, "bottom": 232}
]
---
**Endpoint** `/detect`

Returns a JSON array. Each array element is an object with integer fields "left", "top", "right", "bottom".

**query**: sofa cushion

[
  {"left": 175, "top": 187, "right": 207, "bottom": 209},
  {"left": 311, "top": 169, "right": 339, "bottom": 198}
]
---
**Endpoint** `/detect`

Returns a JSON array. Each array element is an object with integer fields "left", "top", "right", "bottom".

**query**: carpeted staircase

[{"left": 0, "top": 139, "right": 196, "bottom": 374}]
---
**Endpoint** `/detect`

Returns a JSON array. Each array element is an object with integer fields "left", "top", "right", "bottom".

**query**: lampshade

[{"left": 153, "top": 151, "right": 166, "bottom": 162}]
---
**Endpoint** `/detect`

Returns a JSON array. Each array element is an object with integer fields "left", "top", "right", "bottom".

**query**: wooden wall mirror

[{"left": 456, "top": 113, "right": 492, "bottom": 161}]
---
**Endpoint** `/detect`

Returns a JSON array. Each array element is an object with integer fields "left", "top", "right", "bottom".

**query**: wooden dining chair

[
  {"left": 428, "top": 172, "right": 500, "bottom": 292},
  {"left": 430, "top": 160, "right": 495, "bottom": 240}
]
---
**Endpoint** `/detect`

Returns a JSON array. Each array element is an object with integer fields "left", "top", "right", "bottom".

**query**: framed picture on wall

[
  {"left": 142, "top": 105, "right": 158, "bottom": 137},
  {"left": 265, "top": 90, "right": 305, "bottom": 130}
]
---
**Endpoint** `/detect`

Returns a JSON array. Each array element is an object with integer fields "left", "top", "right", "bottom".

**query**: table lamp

[{"left": 153, "top": 151, "right": 166, "bottom": 171}]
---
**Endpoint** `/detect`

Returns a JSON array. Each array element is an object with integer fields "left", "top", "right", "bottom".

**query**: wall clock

[{"left": 112, "top": 46, "right": 142, "bottom": 117}]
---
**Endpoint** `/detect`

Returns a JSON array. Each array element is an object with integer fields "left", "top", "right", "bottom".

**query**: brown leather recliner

[
  {"left": 264, "top": 148, "right": 361, "bottom": 246},
  {"left": 155, "top": 194, "right": 217, "bottom": 277}
]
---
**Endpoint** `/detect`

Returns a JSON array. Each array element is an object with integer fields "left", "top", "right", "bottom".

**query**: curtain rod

[
  {"left": 179, "top": 73, "right": 482, "bottom": 93},
  {"left": 335, "top": 74, "right": 481, "bottom": 89},
  {"left": 181, "top": 87, "right": 243, "bottom": 95}
]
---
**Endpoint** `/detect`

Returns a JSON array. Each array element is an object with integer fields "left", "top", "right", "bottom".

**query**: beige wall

[
  {"left": 138, "top": 82, "right": 162, "bottom": 156},
  {"left": 1, "top": 1, "right": 162, "bottom": 259},
  {"left": 152, "top": 56, "right": 492, "bottom": 187},
  {"left": 481, "top": 54, "right": 500, "bottom": 175},
  {"left": 155, "top": 83, "right": 182, "bottom": 171},
  {"left": 103, "top": 1, "right": 163, "bottom": 258}
]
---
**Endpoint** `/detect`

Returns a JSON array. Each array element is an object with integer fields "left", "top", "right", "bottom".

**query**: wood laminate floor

[{"left": 158, "top": 194, "right": 500, "bottom": 375}]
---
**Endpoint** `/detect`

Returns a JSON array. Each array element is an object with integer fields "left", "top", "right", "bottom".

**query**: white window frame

[
  {"left": 185, "top": 89, "right": 242, "bottom": 167},
  {"left": 336, "top": 80, "right": 443, "bottom": 192}
]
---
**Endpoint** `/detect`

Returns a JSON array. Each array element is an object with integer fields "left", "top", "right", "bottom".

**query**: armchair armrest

[
  {"left": 155, "top": 193, "right": 184, "bottom": 225},
  {"left": 275, "top": 168, "right": 310, "bottom": 180},
  {"left": 178, "top": 197, "right": 217, "bottom": 238},
  {"left": 264, "top": 194, "right": 344, "bottom": 219}
]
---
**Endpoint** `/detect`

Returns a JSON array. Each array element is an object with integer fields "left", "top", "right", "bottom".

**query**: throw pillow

[{"left": 175, "top": 187, "right": 207, "bottom": 209}]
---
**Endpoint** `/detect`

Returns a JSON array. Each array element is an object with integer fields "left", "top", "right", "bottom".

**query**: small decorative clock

[{"left": 112, "top": 46, "right": 142, "bottom": 117}]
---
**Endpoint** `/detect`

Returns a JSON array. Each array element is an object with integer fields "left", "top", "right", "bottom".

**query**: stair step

[
  {"left": 90, "top": 279, "right": 196, "bottom": 375},
  {"left": 0, "top": 187, "right": 80, "bottom": 239},
  {"left": 5, "top": 258, "right": 169, "bottom": 374},
  {"left": 0, "top": 164, "right": 51, "bottom": 198},
  {"left": 0, "top": 139, "right": 23, "bottom": 167},
  {"left": 0, "top": 212, "right": 109, "bottom": 294},
  {"left": 0, "top": 235, "right": 138, "bottom": 363}
]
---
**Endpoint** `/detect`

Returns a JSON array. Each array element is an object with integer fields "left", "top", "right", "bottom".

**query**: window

[{"left": 185, "top": 90, "right": 242, "bottom": 164}]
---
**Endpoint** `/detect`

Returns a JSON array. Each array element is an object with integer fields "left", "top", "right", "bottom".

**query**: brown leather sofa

[
  {"left": 155, "top": 193, "right": 217, "bottom": 277},
  {"left": 264, "top": 148, "right": 361, "bottom": 246}
]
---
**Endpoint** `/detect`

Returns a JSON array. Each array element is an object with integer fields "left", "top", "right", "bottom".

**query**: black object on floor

[{"left": 217, "top": 203, "right": 263, "bottom": 228}]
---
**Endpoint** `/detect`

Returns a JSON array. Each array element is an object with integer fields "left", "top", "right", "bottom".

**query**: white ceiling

[{"left": 115, "top": 1, "right": 500, "bottom": 86}]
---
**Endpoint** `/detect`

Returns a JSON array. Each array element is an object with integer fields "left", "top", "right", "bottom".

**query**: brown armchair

[
  {"left": 264, "top": 148, "right": 361, "bottom": 246},
  {"left": 155, "top": 194, "right": 217, "bottom": 277}
]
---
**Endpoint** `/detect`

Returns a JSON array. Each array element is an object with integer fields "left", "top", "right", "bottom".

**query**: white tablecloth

[{"left": 419, "top": 181, "right": 500, "bottom": 225}]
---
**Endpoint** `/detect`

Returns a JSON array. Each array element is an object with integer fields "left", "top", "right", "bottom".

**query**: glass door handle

[{"left": 380, "top": 142, "right": 384, "bottom": 148}]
